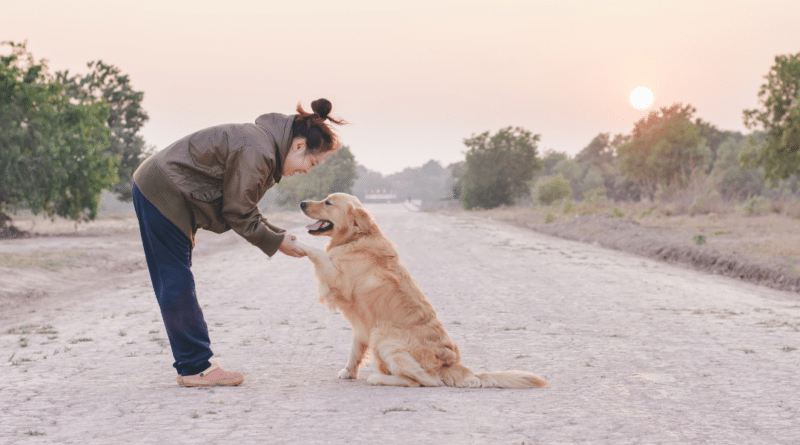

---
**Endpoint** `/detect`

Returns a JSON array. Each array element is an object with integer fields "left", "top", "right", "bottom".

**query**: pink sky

[{"left": 6, "top": 0, "right": 800, "bottom": 175}]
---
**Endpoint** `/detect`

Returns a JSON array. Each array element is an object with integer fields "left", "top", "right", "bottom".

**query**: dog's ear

[{"left": 348, "top": 206, "right": 374, "bottom": 234}]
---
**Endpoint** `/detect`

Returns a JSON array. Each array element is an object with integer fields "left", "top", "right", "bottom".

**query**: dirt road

[{"left": 2, "top": 203, "right": 799, "bottom": 444}]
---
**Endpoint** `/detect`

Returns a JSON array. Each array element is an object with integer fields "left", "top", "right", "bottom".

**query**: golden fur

[{"left": 297, "top": 193, "right": 548, "bottom": 388}]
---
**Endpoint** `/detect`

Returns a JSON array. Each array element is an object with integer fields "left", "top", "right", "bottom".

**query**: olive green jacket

[{"left": 132, "top": 113, "right": 295, "bottom": 257}]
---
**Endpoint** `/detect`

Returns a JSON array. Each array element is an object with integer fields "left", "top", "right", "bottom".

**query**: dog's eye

[{"left": 325, "top": 200, "right": 332, "bottom": 206}]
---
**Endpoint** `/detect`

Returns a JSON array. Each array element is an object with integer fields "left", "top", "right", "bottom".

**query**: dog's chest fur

[{"left": 322, "top": 237, "right": 420, "bottom": 327}]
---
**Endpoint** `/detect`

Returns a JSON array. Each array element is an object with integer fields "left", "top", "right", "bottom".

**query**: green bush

[
  {"left": 536, "top": 174, "right": 571, "bottom": 205},
  {"left": 692, "top": 234, "right": 707, "bottom": 245}
]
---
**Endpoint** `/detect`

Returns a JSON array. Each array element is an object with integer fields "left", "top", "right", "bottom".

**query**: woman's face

[{"left": 282, "top": 137, "right": 335, "bottom": 177}]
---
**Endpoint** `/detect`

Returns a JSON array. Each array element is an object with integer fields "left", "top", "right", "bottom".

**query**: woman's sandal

[{"left": 176, "top": 363, "right": 245, "bottom": 387}]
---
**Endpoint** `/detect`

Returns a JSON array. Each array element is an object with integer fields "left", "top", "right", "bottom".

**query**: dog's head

[{"left": 300, "top": 193, "right": 375, "bottom": 246}]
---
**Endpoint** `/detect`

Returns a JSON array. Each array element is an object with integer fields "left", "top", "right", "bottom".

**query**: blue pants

[{"left": 132, "top": 183, "right": 212, "bottom": 376}]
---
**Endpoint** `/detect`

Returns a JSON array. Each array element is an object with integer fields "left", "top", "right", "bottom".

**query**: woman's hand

[{"left": 277, "top": 234, "right": 306, "bottom": 258}]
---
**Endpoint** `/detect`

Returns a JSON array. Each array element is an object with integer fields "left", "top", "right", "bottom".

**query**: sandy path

[{"left": 1, "top": 203, "right": 799, "bottom": 444}]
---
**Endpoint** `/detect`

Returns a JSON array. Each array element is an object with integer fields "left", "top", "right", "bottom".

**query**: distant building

[
  {"left": 361, "top": 189, "right": 396, "bottom": 203},
  {"left": 363, "top": 193, "right": 398, "bottom": 203}
]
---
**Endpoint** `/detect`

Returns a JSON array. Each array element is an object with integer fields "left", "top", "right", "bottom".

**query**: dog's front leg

[
  {"left": 338, "top": 333, "right": 368, "bottom": 379},
  {"left": 296, "top": 242, "right": 346, "bottom": 309}
]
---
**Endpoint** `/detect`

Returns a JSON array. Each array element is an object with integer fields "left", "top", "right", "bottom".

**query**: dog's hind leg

[
  {"left": 339, "top": 333, "right": 368, "bottom": 379},
  {"left": 367, "top": 373, "right": 420, "bottom": 387},
  {"left": 371, "top": 337, "right": 441, "bottom": 387}
]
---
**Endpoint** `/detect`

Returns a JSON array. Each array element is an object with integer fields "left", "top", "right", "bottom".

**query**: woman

[{"left": 131, "top": 99, "right": 345, "bottom": 387}]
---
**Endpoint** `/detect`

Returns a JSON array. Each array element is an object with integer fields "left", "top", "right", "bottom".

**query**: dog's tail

[
  {"left": 474, "top": 370, "right": 549, "bottom": 388},
  {"left": 440, "top": 363, "right": 548, "bottom": 389}
]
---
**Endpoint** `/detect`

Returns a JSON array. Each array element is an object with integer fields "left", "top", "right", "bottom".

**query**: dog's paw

[
  {"left": 294, "top": 241, "right": 315, "bottom": 254},
  {"left": 298, "top": 243, "right": 328, "bottom": 261},
  {"left": 338, "top": 368, "right": 357, "bottom": 379}
]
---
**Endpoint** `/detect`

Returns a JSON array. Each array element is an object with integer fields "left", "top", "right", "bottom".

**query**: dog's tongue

[{"left": 306, "top": 220, "right": 326, "bottom": 231}]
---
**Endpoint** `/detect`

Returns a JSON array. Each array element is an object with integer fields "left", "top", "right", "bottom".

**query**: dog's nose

[{"left": 300, "top": 202, "right": 307, "bottom": 209}]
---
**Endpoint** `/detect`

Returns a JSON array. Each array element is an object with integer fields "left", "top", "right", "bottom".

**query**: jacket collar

[{"left": 254, "top": 113, "right": 295, "bottom": 183}]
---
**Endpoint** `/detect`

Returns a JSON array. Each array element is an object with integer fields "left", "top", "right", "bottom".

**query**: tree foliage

[
  {"left": 276, "top": 146, "right": 357, "bottom": 206},
  {"left": 351, "top": 160, "right": 461, "bottom": 205},
  {"left": 58, "top": 60, "right": 150, "bottom": 201},
  {"left": 447, "top": 161, "right": 466, "bottom": 200},
  {"left": 710, "top": 136, "right": 765, "bottom": 200},
  {"left": 565, "top": 133, "right": 631, "bottom": 200},
  {"left": 742, "top": 52, "right": 800, "bottom": 183},
  {"left": 351, "top": 164, "right": 393, "bottom": 201},
  {"left": 540, "top": 150, "right": 568, "bottom": 177},
  {"left": 460, "top": 126, "right": 541, "bottom": 210},
  {"left": 575, "top": 132, "right": 622, "bottom": 167},
  {"left": 0, "top": 41, "right": 117, "bottom": 225},
  {"left": 386, "top": 160, "right": 449, "bottom": 204},
  {"left": 695, "top": 118, "right": 743, "bottom": 174},
  {"left": 617, "top": 104, "right": 710, "bottom": 196}
]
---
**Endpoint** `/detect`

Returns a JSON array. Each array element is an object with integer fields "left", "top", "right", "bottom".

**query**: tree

[
  {"left": 742, "top": 52, "right": 800, "bottom": 184},
  {"left": 617, "top": 104, "right": 710, "bottom": 197},
  {"left": 0, "top": 42, "right": 117, "bottom": 235},
  {"left": 569, "top": 133, "right": 630, "bottom": 200},
  {"left": 386, "top": 160, "right": 449, "bottom": 204},
  {"left": 540, "top": 133, "right": 633, "bottom": 202},
  {"left": 710, "top": 136, "right": 765, "bottom": 200},
  {"left": 58, "top": 61, "right": 150, "bottom": 201},
  {"left": 460, "top": 126, "right": 541, "bottom": 209},
  {"left": 575, "top": 133, "right": 618, "bottom": 166},
  {"left": 540, "top": 150, "right": 568, "bottom": 177},
  {"left": 276, "top": 146, "right": 357, "bottom": 206},
  {"left": 351, "top": 164, "right": 393, "bottom": 201},
  {"left": 695, "top": 118, "right": 743, "bottom": 174},
  {"left": 447, "top": 161, "right": 466, "bottom": 199}
]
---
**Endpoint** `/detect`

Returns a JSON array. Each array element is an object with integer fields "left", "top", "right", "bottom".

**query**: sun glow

[{"left": 630, "top": 87, "right": 654, "bottom": 110}]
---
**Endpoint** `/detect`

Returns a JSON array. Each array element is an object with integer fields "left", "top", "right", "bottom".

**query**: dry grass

[
  {"left": 5, "top": 208, "right": 309, "bottom": 238},
  {"left": 6, "top": 213, "right": 139, "bottom": 236},
  {"left": 643, "top": 213, "right": 800, "bottom": 274},
  {"left": 0, "top": 251, "right": 88, "bottom": 270},
  {"left": 458, "top": 195, "right": 800, "bottom": 276}
]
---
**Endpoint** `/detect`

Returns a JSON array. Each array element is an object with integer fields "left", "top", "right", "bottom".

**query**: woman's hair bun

[
  {"left": 293, "top": 98, "right": 346, "bottom": 153},
  {"left": 311, "top": 98, "right": 332, "bottom": 120}
]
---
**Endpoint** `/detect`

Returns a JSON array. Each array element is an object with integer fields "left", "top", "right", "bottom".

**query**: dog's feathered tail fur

[{"left": 440, "top": 363, "right": 549, "bottom": 388}]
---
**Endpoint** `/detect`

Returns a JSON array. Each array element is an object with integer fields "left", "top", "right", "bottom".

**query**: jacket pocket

[{"left": 190, "top": 188, "right": 223, "bottom": 203}]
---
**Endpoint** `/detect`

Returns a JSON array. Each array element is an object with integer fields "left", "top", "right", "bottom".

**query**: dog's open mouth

[{"left": 306, "top": 219, "right": 334, "bottom": 235}]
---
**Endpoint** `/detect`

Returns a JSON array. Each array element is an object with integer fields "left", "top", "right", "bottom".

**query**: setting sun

[{"left": 630, "top": 86, "right": 654, "bottom": 110}]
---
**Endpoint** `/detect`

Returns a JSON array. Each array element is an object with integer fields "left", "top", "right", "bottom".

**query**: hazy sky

[{"left": 6, "top": 0, "right": 800, "bottom": 175}]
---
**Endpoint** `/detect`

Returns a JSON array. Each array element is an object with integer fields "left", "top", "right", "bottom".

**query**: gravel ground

[{"left": 1, "top": 203, "right": 799, "bottom": 444}]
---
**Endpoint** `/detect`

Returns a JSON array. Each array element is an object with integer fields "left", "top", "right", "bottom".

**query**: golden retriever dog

[{"left": 296, "top": 193, "right": 548, "bottom": 388}]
